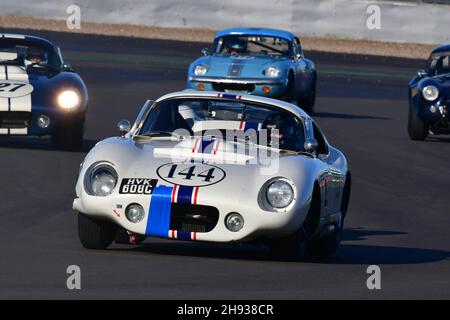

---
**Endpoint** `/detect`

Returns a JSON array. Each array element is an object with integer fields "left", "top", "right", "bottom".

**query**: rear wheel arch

[{"left": 305, "top": 181, "right": 322, "bottom": 237}]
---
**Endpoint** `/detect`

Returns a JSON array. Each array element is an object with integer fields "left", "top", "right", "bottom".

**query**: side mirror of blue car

[
  {"left": 201, "top": 48, "right": 209, "bottom": 56},
  {"left": 417, "top": 69, "right": 427, "bottom": 78}
]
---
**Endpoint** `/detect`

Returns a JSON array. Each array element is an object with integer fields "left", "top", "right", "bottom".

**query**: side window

[
  {"left": 312, "top": 122, "right": 328, "bottom": 155},
  {"left": 294, "top": 37, "right": 303, "bottom": 58},
  {"left": 292, "top": 41, "right": 299, "bottom": 57}
]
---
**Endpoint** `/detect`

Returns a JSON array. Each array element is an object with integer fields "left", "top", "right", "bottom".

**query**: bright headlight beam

[{"left": 57, "top": 90, "right": 80, "bottom": 109}]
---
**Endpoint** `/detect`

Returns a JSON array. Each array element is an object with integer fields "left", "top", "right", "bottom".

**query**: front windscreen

[
  {"left": 139, "top": 98, "right": 305, "bottom": 152},
  {"left": 427, "top": 54, "right": 450, "bottom": 76},
  {"left": 0, "top": 39, "right": 61, "bottom": 71},
  {"left": 213, "top": 35, "right": 291, "bottom": 57}
]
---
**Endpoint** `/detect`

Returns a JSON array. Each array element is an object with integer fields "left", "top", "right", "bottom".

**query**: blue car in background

[
  {"left": 187, "top": 28, "right": 317, "bottom": 114},
  {"left": 0, "top": 33, "right": 88, "bottom": 149},
  {"left": 408, "top": 44, "right": 450, "bottom": 140}
]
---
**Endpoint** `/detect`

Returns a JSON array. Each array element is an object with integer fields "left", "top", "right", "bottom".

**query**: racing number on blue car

[
  {"left": 0, "top": 82, "right": 27, "bottom": 92},
  {"left": 167, "top": 164, "right": 215, "bottom": 182}
]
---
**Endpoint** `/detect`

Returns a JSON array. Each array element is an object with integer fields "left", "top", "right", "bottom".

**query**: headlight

[
  {"left": 264, "top": 66, "right": 280, "bottom": 78},
  {"left": 194, "top": 65, "right": 208, "bottom": 76},
  {"left": 85, "top": 163, "right": 118, "bottom": 196},
  {"left": 57, "top": 90, "right": 80, "bottom": 109},
  {"left": 266, "top": 179, "right": 294, "bottom": 209},
  {"left": 422, "top": 85, "right": 439, "bottom": 101}
]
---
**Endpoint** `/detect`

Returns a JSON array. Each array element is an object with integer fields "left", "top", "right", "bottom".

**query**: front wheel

[
  {"left": 297, "top": 81, "right": 316, "bottom": 115},
  {"left": 78, "top": 213, "right": 116, "bottom": 250},
  {"left": 408, "top": 108, "right": 428, "bottom": 141},
  {"left": 52, "top": 117, "right": 85, "bottom": 150},
  {"left": 269, "top": 186, "right": 321, "bottom": 259},
  {"left": 307, "top": 222, "right": 342, "bottom": 257}
]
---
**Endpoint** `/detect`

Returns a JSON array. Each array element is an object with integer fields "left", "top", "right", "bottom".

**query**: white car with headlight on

[
  {"left": 0, "top": 33, "right": 88, "bottom": 149},
  {"left": 73, "top": 91, "right": 351, "bottom": 258}
]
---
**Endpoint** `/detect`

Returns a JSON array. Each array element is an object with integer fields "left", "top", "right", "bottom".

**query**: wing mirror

[
  {"left": 62, "top": 64, "right": 75, "bottom": 72},
  {"left": 201, "top": 48, "right": 209, "bottom": 56},
  {"left": 304, "top": 138, "right": 318, "bottom": 153},
  {"left": 117, "top": 119, "right": 131, "bottom": 137},
  {"left": 417, "top": 69, "right": 427, "bottom": 78}
]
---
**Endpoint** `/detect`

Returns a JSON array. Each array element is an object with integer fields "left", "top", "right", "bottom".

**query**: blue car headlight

[
  {"left": 422, "top": 85, "right": 439, "bottom": 101},
  {"left": 264, "top": 66, "right": 281, "bottom": 78},
  {"left": 194, "top": 65, "right": 208, "bottom": 76}
]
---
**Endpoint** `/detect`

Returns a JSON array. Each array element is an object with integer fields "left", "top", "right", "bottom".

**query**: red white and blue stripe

[
  {"left": 191, "top": 138, "right": 221, "bottom": 155},
  {"left": 145, "top": 184, "right": 200, "bottom": 240}
]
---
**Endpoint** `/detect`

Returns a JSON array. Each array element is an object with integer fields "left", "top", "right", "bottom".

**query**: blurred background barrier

[{"left": 1, "top": 0, "right": 449, "bottom": 44}]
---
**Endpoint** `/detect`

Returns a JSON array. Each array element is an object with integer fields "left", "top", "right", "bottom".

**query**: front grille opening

[
  {"left": 0, "top": 112, "right": 30, "bottom": 129},
  {"left": 212, "top": 82, "right": 255, "bottom": 93},
  {"left": 170, "top": 203, "right": 219, "bottom": 233}
]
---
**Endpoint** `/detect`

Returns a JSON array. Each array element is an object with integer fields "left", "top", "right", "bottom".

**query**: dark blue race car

[
  {"left": 0, "top": 33, "right": 88, "bottom": 149},
  {"left": 408, "top": 44, "right": 450, "bottom": 140},
  {"left": 187, "top": 28, "right": 317, "bottom": 114}
]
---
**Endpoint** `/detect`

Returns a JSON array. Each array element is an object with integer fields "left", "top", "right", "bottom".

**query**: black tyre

[
  {"left": 298, "top": 79, "right": 316, "bottom": 115},
  {"left": 307, "top": 222, "right": 342, "bottom": 257},
  {"left": 78, "top": 213, "right": 116, "bottom": 250},
  {"left": 115, "top": 227, "right": 146, "bottom": 245},
  {"left": 52, "top": 117, "right": 85, "bottom": 150},
  {"left": 269, "top": 186, "right": 321, "bottom": 259},
  {"left": 408, "top": 107, "right": 428, "bottom": 141},
  {"left": 308, "top": 174, "right": 350, "bottom": 257}
]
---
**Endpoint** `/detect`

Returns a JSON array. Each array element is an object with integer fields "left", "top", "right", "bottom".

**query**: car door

[
  {"left": 304, "top": 118, "right": 332, "bottom": 215},
  {"left": 292, "top": 38, "right": 313, "bottom": 98},
  {"left": 311, "top": 120, "right": 344, "bottom": 215}
]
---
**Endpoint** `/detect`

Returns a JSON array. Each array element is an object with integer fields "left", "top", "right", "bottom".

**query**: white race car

[{"left": 73, "top": 91, "right": 351, "bottom": 257}]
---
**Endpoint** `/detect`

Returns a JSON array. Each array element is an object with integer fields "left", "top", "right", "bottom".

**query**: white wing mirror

[{"left": 117, "top": 119, "right": 131, "bottom": 137}]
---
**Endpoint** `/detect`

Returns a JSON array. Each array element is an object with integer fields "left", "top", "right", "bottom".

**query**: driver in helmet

[
  {"left": 227, "top": 38, "right": 248, "bottom": 55},
  {"left": 262, "top": 112, "right": 304, "bottom": 151},
  {"left": 24, "top": 48, "right": 48, "bottom": 68}
]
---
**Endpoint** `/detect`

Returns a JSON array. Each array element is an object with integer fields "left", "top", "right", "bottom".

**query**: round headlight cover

[
  {"left": 194, "top": 64, "right": 208, "bottom": 76},
  {"left": 86, "top": 164, "right": 118, "bottom": 197},
  {"left": 265, "top": 66, "right": 281, "bottom": 78},
  {"left": 266, "top": 179, "right": 294, "bottom": 209},
  {"left": 57, "top": 89, "right": 80, "bottom": 109},
  {"left": 126, "top": 203, "right": 145, "bottom": 223},
  {"left": 422, "top": 85, "right": 439, "bottom": 101}
]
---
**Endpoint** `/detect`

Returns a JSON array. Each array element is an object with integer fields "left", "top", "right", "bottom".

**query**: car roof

[
  {"left": 0, "top": 33, "right": 55, "bottom": 48},
  {"left": 431, "top": 44, "right": 450, "bottom": 55},
  {"left": 154, "top": 90, "right": 310, "bottom": 119},
  {"left": 215, "top": 28, "right": 295, "bottom": 42}
]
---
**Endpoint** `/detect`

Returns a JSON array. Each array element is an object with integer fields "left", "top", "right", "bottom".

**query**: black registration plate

[{"left": 119, "top": 178, "right": 158, "bottom": 195}]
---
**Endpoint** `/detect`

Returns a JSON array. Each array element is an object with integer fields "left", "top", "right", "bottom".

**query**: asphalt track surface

[{"left": 0, "top": 29, "right": 449, "bottom": 299}]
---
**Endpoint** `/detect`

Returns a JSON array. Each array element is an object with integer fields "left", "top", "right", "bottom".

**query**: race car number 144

[{"left": 119, "top": 178, "right": 158, "bottom": 194}]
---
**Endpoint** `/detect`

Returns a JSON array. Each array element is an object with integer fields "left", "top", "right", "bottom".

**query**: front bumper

[
  {"left": 187, "top": 76, "right": 288, "bottom": 98},
  {"left": 0, "top": 105, "right": 85, "bottom": 136},
  {"left": 73, "top": 191, "right": 310, "bottom": 243}
]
